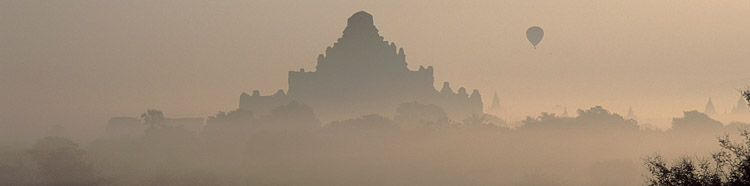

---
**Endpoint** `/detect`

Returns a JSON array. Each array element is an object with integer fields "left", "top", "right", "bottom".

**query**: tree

[
  {"left": 202, "top": 109, "right": 255, "bottom": 146},
  {"left": 393, "top": 102, "right": 451, "bottom": 129},
  {"left": 645, "top": 130, "right": 750, "bottom": 186},
  {"left": 206, "top": 109, "right": 254, "bottom": 126},
  {"left": 522, "top": 112, "right": 568, "bottom": 129},
  {"left": 261, "top": 101, "right": 321, "bottom": 131},
  {"left": 742, "top": 89, "right": 750, "bottom": 107},
  {"left": 669, "top": 111, "right": 723, "bottom": 133},
  {"left": 141, "top": 109, "right": 165, "bottom": 129},
  {"left": 520, "top": 106, "right": 637, "bottom": 131},
  {"left": 576, "top": 106, "right": 638, "bottom": 130},
  {"left": 328, "top": 114, "right": 397, "bottom": 130},
  {"left": 28, "top": 136, "right": 99, "bottom": 186}
]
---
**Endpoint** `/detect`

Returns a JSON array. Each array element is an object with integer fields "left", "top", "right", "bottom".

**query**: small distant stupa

[
  {"left": 561, "top": 106, "right": 569, "bottom": 117},
  {"left": 705, "top": 97, "right": 717, "bottom": 115},
  {"left": 624, "top": 106, "right": 637, "bottom": 120},
  {"left": 489, "top": 91, "right": 502, "bottom": 113},
  {"left": 731, "top": 96, "right": 749, "bottom": 115}
]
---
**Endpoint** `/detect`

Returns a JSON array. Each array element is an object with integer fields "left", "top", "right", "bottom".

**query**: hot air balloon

[{"left": 526, "top": 26, "right": 544, "bottom": 49}]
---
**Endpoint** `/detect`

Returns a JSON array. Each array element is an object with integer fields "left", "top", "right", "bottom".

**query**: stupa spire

[
  {"left": 490, "top": 91, "right": 502, "bottom": 111},
  {"left": 705, "top": 97, "right": 717, "bottom": 115},
  {"left": 625, "top": 105, "right": 636, "bottom": 120}
]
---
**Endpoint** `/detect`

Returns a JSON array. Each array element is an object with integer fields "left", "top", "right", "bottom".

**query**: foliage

[
  {"left": 521, "top": 106, "right": 637, "bottom": 131},
  {"left": 141, "top": 109, "right": 165, "bottom": 129},
  {"left": 669, "top": 111, "right": 723, "bottom": 132},
  {"left": 742, "top": 89, "right": 750, "bottom": 106},
  {"left": 328, "top": 114, "right": 397, "bottom": 130},
  {"left": 645, "top": 130, "right": 750, "bottom": 186},
  {"left": 28, "top": 136, "right": 99, "bottom": 186}
]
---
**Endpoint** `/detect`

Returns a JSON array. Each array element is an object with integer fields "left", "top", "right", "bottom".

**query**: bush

[{"left": 645, "top": 130, "right": 750, "bottom": 186}]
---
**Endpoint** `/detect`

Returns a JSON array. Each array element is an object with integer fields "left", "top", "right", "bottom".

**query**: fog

[
  {"left": 4, "top": 104, "right": 750, "bottom": 185},
  {"left": 3, "top": 1, "right": 750, "bottom": 185}
]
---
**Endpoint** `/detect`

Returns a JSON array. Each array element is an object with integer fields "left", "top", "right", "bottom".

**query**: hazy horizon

[{"left": 3, "top": 0, "right": 750, "bottom": 135}]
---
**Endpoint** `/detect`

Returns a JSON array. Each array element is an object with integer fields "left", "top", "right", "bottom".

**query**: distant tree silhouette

[
  {"left": 0, "top": 146, "right": 38, "bottom": 185},
  {"left": 204, "top": 109, "right": 254, "bottom": 133},
  {"left": 576, "top": 106, "right": 638, "bottom": 130},
  {"left": 393, "top": 102, "right": 452, "bottom": 129},
  {"left": 462, "top": 113, "right": 487, "bottom": 126},
  {"left": 259, "top": 101, "right": 321, "bottom": 131},
  {"left": 203, "top": 109, "right": 255, "bottom": 145},
  {"left": 461, "top": 113, "right": 500, "bottom": 130},
  {"left": 28, "top": 136, "right": 99, "bottom": 186},
  {"left": 141, "top": 109, "right": 165, "bottom": 129},
  {"left": 206, "top": 109, "right": 254, "bottom": 126},
  {"left": 328, "top": 114, "right": 398, "bottom": 130},
  {"left": 483, "top": 114, "right": 507, "bottom": 128},
  {"left": 138, "top": 109, "right": 198, "bottom": 147},
  {"left": 669, "top": 111, "right": 723, "bottom": 132},
  {"left": 521, "top": 112, "right": 571, "bottom": 130},
  {"left": 520, "top": 106, "right": 638, "bottom": 132}
]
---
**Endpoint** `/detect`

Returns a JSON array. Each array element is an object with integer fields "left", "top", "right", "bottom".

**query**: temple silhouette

[
  {"left": 240, "top": 11, "right": 483, "bottom": 121},
  {"left": 705, "top": 97, "right": 717, "bottom": 115},
  {"left": 731, "top": 96, "right": 749, "bottom": 115}
]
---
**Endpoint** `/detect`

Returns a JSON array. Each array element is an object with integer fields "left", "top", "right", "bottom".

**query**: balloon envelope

[{"left": 526, "top": 26, "right": 544, "bottom": 49}]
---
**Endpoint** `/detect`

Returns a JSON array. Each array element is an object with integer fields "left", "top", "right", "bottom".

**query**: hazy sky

[{"left": 2, "top": 0, "right": 750, "bottom": 131}]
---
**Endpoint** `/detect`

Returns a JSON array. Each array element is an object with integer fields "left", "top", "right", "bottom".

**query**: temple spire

[
  {"left": 625, "top": 105, "right": 636, "bottom": 120},
  {"left": 705, "top": 97, "right": 717, "bottom": 115},
  {"left": 490, "top": 91, "right": 502, "bottom": 112},
  {"left": 731, "top": 96, "right": 749, "bottom": 114}
]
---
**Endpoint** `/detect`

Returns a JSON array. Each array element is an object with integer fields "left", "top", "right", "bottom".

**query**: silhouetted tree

[
  {"left": 461, "top": 113, "right": 500, "bottom": 130},
  {"left": 138, "top": 110, "right": 199, "bottom": 150},
  {"left": 522, "top": 112, "right": 568, "bottom": 129},
  {"left": 203, "top": 109, "right": 255, "bottom": 146},
  {"left": 669, "top": 111, "right": 723, "bottom": 133},
  {"left": 518, "top": 106, "right": 641, "bottom": 136},
  {"left": 645, "top": 130, "right": 750, "bottom": 185},
  {"left": 645, "top": 155, "right": 721, "bottom": 186},
  {"left": 521, "top": 106, "right": 638, "bottom": 132},
  {"left": 393, "top": 102, "right": 452, "bottom": 129},
  {"left": 0, "top": 146, "right": 38, "bottom": 185},
  {"left": 141, "top": 109, "right": 165, "bottom": 129},
  {"left": 260, "top": 101, "right": 321, "bottom": 131},
  {"left": 576, "top": 106, "right": 638, "bottom": 130},
  {"left": 483, "top": 114, "right": 507, "bottom": 128},
  {"left": 206, "top": 109, "right": 254, "bottom": 126},
  {"left": 28, "top": 136, "right": 99, "bottom": 186},
  {"left": 328, "top": 114, "right": 398, "bottom": 131}
]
